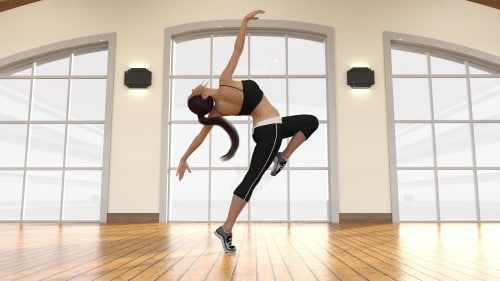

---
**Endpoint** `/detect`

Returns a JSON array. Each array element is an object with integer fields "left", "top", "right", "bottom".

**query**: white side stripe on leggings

[{"left": 243, "top": 123, "right": 278, "bottom": 201}]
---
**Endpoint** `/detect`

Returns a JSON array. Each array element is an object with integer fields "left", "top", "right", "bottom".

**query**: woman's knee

[{"left": 302, "top": 115, "right": 319, "bottom": 139}]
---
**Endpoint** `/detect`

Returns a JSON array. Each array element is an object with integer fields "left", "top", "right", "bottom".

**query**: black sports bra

[{"left": 220, "top": 80, "right": 264, "bottom": 115}]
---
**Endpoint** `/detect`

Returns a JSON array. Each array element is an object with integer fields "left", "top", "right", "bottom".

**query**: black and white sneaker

[
  {"left": 214, "top": 226, "right": 236, "bottom": 253},
  {"left": 270, "top": 152, "right": 287, "bottom": 176}
]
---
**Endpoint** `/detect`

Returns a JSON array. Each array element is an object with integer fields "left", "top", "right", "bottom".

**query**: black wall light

[
  {"left": 347, "top": 67, "right": 374, "bottom": 88},
  {"left": 124, "top": 68, "right": 152, "bottom": 88}
]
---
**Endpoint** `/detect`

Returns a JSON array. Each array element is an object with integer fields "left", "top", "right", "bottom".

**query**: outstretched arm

[
  {"left": 220, "top": 10, "right": 265, "bottom": 81},
  {"left": 176, "top": 109, "right": 221, "bottom": 180},
  {"left": 176, "top": 125, "right": 210, "bottom": 181}
]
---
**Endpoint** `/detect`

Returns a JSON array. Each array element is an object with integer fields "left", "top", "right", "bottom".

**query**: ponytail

[
  {"left": 188, "top": 95, "right": 239, "bottom": 161},
  {"left": 197, "top": 114, "right": 239, "bottom": 161}
]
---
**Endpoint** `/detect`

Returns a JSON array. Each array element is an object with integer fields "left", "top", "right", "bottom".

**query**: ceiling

[
  {"left": 0, "top": 0, "right": 41, "bottom": 12},
  {"left": 466, "top": 0, "right": 500, "bottom": 9},
  {"left": 1, "top": 0, "right": 499, "bottom": 13}
]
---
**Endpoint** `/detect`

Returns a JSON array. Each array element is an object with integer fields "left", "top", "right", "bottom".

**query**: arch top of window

[
  {"left": 0, "top": 44, "right": 109, "bottom": 77},
  {"left": 0, "top": 41, "right": 110, "bottom": 77},
  {"left": 173, "top": 31, "right": 326, "bottom": 44},
  {"left": 387, "top": 32, "right": 500, "bottom": 75},
  {"left": 168, "top": 19, "right": 332, "bottom": 42}
]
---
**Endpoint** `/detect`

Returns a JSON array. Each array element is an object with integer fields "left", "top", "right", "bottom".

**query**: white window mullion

[
  {"left": 19, "top": 62, "right": 36, "bottom": 221},
  {"left": 465, "top": 61, "right": 481, "bottom": 221},
  {"left": 427, "top": 51, "right": 442, "bottom": 222}
]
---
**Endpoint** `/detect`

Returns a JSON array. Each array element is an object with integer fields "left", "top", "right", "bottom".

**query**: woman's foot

[
  {"left": 270, "top": 152, "right": 287, "bottom": 176},
  {"left": 214, "top": 226, "right": 236, "bottom": 253}
]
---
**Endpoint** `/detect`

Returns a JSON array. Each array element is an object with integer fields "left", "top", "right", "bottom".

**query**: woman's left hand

[{"left": 244, "top": 10, "right": 265, "bottom": 21}]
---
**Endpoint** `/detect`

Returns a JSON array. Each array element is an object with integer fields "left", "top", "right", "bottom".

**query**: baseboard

[
  {"left": 105, "top": 213, "right": 391, "bottom": 223},
  {"left": 106, "top": 213, "right": 159, "bottom": 223},
  {"left": 339, "top": 213, "right": 392, "bottom": 223}
]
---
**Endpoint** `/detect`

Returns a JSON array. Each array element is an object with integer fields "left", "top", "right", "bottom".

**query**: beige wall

[{"left": 1, "top": 0, "right": 499, "bottom": 214}]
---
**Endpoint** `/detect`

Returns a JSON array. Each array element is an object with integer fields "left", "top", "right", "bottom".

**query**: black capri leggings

[{"left": 233, "top": 114, "right": 319, "bottom": 201}]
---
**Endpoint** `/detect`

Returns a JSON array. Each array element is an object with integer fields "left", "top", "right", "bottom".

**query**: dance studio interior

[{"left": 1, "top": 0, "right": 499, "bottom": 280}]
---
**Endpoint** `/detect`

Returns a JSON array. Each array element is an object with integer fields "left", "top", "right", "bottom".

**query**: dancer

[{"left": 176, "top": 10, "right": 318, "bottom": 253}]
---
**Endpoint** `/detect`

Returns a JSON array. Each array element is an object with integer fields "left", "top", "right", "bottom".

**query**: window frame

[
  {"left": 0, "top": 33, "right": 116, "bottom": 222},
  {"left": 161, "top": 20, "right": 338, "bottom": 222},
  {"left": 384, "top": 32, "right": 500, "bottom": 222}
]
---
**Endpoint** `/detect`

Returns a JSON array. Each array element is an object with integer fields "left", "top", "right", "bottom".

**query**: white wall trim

[
  {"left": 0, "top": 33, "right": 117, "bottom": 223},
  {"left": 161, "top": 20, "right": 338, "bottom": 223},
  {"left": 383, "top": 31, "right": 500, "bottom": 223}
]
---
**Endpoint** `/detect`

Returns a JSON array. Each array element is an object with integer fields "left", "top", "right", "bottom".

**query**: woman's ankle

[{"left": 222, "top": 224, "right": 232, "bottom": 233}]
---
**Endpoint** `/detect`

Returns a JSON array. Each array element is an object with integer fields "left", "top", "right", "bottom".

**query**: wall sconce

[
  {"left": 124, "top": 68, "right": 152, "bottom": 89},
  {"left": 347, "top": 67, "right": 374, "bottom": 88}
]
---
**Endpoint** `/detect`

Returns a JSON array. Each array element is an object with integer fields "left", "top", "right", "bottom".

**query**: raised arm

[{"left": 220, "top": 10, "right": 265, "bottom": 81}]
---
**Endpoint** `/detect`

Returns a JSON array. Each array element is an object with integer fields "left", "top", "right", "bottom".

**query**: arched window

[
  {"left": 161, "top": 21, "right": 337, "bottom": 222},
  {"left": 385, "top": 32, "right": 500, "bottom": 222},
  {"left": 0, "top": 34, "right": 115, "bottom": 222}
]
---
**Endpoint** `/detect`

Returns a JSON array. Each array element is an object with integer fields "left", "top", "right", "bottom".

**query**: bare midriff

[{"left": 249, "top": 95, "right": 280, "bottom": 125}]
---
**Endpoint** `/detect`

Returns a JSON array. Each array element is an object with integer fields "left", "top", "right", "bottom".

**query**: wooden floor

[{"left": 0, "top": 222, "right": 499, "bottom": 280}]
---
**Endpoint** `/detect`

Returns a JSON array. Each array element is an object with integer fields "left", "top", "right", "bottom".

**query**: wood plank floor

[{"left": 0, "top": 222, "right": 499, "bottom": 280}]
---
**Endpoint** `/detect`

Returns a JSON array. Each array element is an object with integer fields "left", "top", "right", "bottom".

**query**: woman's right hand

[
  {"left": 176, "top": 160, "right": 191, "bottom": 181},
  {"left": 244, "top": 10, "right": 265, "bottom": 21}
]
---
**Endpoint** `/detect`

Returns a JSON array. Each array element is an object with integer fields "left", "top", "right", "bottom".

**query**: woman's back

[{"left": 215, "top": 80, "right": 280, "bottom": 124}]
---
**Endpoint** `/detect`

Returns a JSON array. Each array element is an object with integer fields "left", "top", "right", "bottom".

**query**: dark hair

[{"left": 188, "top": 95, "right": 239, "bottom": 161}]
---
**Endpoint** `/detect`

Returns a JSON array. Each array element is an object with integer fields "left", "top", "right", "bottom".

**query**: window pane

[
  {"left": 66, "top": 124, "right": 104, "bottom": 167},
  {"left": 211, "top": 170, "right": 249, "bottom": 221},
  {"left": 72, "top": 49, "right": 108, "bottom": 75},
  {"left": 289, "top": 78, "right": 327, "bottom": 120},
  {"left": 35, "top": 55, "right": 70, "bottom": 76},
  {"left": 0, "top": 79, "right": 31, "bottom": 120},
  {"left": 435, "top": 124, "right": 472, "bottom": 167},
  {"left": 169, "top": 170, "right": 208, "bottom": 221},
  {"left": 170, "top": 124, "right": 209, "bottom": 168},
  {"left": 173, "top": 37, "right": 210, "bottom": 75},
  {"left": 474, "top": 124, "right": 500, "bottom": 167},
  {"left": 469, "top": 63, "right": 499, "bottom": 74},
  {"left": 31, "top": 79, "right": 68, "bottom": 120},
  {"left": 290, "top": 170, "right": 328, "bottom": 221},
  {"left": 430, "top": 54, "right": 465, "bottom": 74},
  {"left": 432, "top": 78, "right": 469, "bottom": 120},
  {"left": 250, "top": 173, "right": 287, "bottom": 221},
  {"left": 288, "top": 36, "right": 325, "bottom": 75},
  {"left": 392, "top": 78, "right": 431, "bottom": 120},
  {"left": 27, "top": 124, "right": 65, "bottom": 167},
  {"left": 289, "top": 124, "right": 328, "bottom": 167},
  {"left": 3, "top": 64, "right": 32, "bottom": 76},
  {"left": 0, "top": 124, "right": 27, "bottom": 167},
  {"left": 471, "top": 78, "right": 500, "bottom": 120},
  {"left": 395, "top": 124, "right": 433, "bottom": 167},
  {"left": 391, "top": 49, "right": 427, "bottom": 75},
  {"left": 253, "top": 78, "right": 286, "bottom": 116},
  {"left": 438, "top": 170, "right": 476, "bottom": 221},
  {"left": 397, "top": 170, "right": 437, "bottom": 221},
  {"left": 211, "top": 124, "right": 249, "bottom": 167},
  {"left": 169, "top": 32, "right": 331, "bottom": 222},
  {"left": 23, "top": 171, "right": 62, "bottom": 220},
  {"left": 171, "top": 78, "right": 201, "bottom": 121},
  {"left": 213, "top": 35, "right": 248, "bottom": 76},
  {"left": 63, "top": 171, "right": 101, "bottom": 221},
  {"left": 250, "top": 35, "right": 285, "bottom": 75},
  {"left": 69, "top": 79, "right": 106, "bottom": 120},
  {"left": 0, "top": 171, "right": 24, "bottom": 220},
  {"left": 477, "top": 170, "right": 500, "bottom": 221}
]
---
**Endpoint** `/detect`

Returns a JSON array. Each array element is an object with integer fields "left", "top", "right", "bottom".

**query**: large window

[
  {"left": 0, "top": 38, "right": 113, "bottom": 222},
  {"left": 386, "top": 35, "right": 500, "bottom": 222},
  {"left": 163, "top": 23, "right": 336, "bottom": 222}
]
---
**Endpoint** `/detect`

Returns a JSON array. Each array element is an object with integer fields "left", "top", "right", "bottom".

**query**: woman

[{"left": 176, "top": 10, "right": 319, "bottom": 253}]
